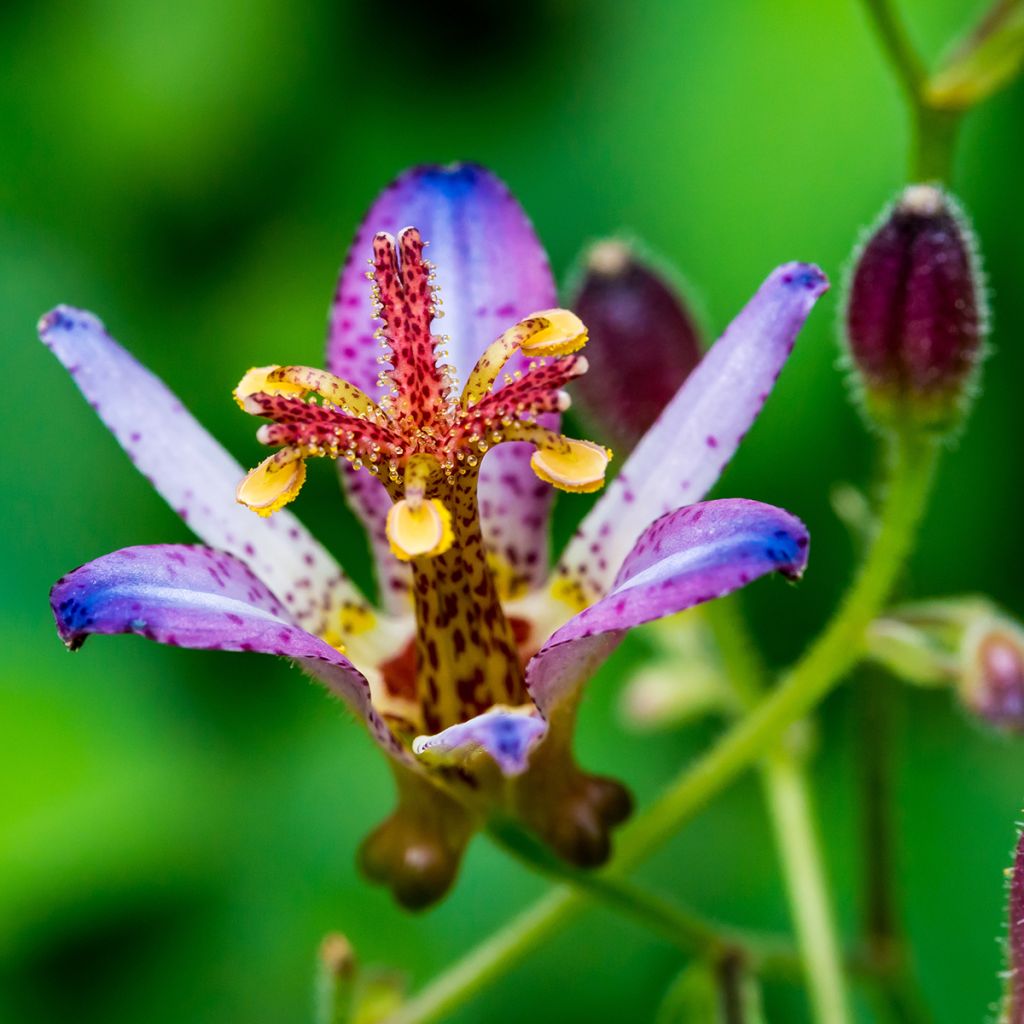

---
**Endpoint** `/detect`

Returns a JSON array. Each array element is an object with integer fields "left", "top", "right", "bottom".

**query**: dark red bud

[
  {"left": 569, "top": 240, "right": 702, "bottom": 452},
  {"left": 845, "top": 184, "right": 986, "bottom": 432},
  {"left": 1003, "top": 827, "right": 1024, "bottom": 1023}
]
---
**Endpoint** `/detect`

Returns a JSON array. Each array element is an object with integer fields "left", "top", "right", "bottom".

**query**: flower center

[{"left": 233, "top": 226, "right": 611, "bottom": 731}]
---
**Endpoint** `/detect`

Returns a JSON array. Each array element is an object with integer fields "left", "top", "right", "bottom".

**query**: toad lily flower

[{"left": 43, "top": 164, "right": 827, "bottom": 908}]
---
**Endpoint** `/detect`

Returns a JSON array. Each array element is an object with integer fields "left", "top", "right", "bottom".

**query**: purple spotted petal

[
  {"left": 327, "top": 164, "right": 558, "bottom": 600},
  {"left": 528, "top": 499, "right": 809, "bottom": 714},
  {"left": 556, "top": 264, "right": 827, "bottom": 599},
  {"left": 412, "top": 706, "right": 548, "bottom": 777},
  {"left": 39, "top": 307, "right": 372, "bottom": 636},
  {"left": 50, "top": 544, "right": 406, "bottom": 760}
]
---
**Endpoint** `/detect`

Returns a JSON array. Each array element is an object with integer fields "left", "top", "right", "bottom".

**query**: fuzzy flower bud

[
  {"left": 960, "top": 617, "right": 1024, "bottom": 733},
  {"left": 868, "top": 597, "right": 1024, "bottom": 732},
  {"left": 568, "top": 239, "right": 702, "bottom": 451},
  {"left": 1001, "top": 825, "right": 1024, "bottom": 1024},
  {"left": 844, "top": 184, "right": 986, "bottom": 433}
]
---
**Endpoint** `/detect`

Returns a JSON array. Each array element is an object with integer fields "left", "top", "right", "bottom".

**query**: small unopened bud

[
  {"left": 869, "top": 597, "right": 1024, "bottom": 732},
  {"left": 620, "top": 666, "right": 734, "bottom": 731},
  {"left": 960, "top": 618, "right": 1024, "bottom": 733},
  {"left": 316, "top": 933, "right": 356, "bottom": 1024},
  {"left": 844, "top": 184, "right": 986, "bottom": 433},
  {"left": 866, "top": 616, "right": 959, "bottom": 687},
  {"left": 1000, "top": 825, "right": 1024, "bottom": 1024},
  {"left": 619, "top": 615, "right": 735, "bottom": 730},
  {"left": 569, "top": 239, "right": 702, "bottom": 452}
]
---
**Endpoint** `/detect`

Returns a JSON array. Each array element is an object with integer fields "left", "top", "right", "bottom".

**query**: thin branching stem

[
  {"left": 385, "top": 431, "right": 939, "bottom": 1024},
  {"left": 705, "top": 597, "right": 852, "bottom": 1024}
]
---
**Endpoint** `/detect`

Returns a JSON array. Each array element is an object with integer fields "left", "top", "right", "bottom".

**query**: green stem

[
  {"left": 385, "top": 888, "right": 578, "bottom": 1024},
  {"left": 858, "top": 672, "right": 935, "bottom": 1024},
  {"left": 619, "top": 432, "right": 937, "bottom": 862},
  {"left": 911, "top": 106, "right": 961, "bottom": 183},
  {"left": 861, "top": 0, "right": 927, "bottom": 99},
  {"left": 487, "top": 818, "right": 801, "bottom": 973},
  {"left": 762, "top": 750, "right": 850, "bottom": 1024},
  {"left": 385, "top": 431, "right": 938, "bottom": 1024},
  {"left": 706, "top": 598, "right": 851, "bottom": 1024},
  {"left": 860, "top": 0, "right": 963, "bottom": 182}
]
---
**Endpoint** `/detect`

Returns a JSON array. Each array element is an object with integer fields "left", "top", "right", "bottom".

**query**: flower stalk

[
  {"left": 383, "top": 429, "right": 939, "bottom": 1024},
  {"left": 860, "top": 0, "right": 962, "bottom": 182},
  {"left": 705, "top": 597, "right": 851, "bottom": 1024}
]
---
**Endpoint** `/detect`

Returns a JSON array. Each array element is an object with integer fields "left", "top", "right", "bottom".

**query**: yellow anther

[
  {"left": 236, "top": 451, "right": 307, "bottom": 516},
  {"left": 267, "top": 366, "right": 383, "bottom": 418},
  {"left": 518, "top": 309, "right": 588, "bottom": 357},
  {"left": 386, "top": 498, "right": 454, "bottom": 562},
  {"left": 530, "top": 438, "right": 611, "bottom": 494},
  {"left": 233, "top": 365, "right": 307, "bottom": 409},
  {"left": 461, "top": 309, "right": 589, "bottom": 406}
]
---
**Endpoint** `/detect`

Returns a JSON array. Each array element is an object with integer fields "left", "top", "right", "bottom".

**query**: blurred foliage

[{"left": 2, "top": 0, "right": 1022, "bottom": 1021}]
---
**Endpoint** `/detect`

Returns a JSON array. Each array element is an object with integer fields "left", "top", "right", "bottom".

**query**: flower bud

[
  {"left": 568, "top": 239, "right": 702, "bottom": 452},
  {"left": 1001, "top": 825, "right": 1024, "bottom": 1024},
  {"left": 959, "top": 616, "right": 1024, "bottom": 733},
  {"left": 868, "top": 596, "right": 1024, "bottom": 732},
  {"left": 619, "top": 614, "right": 735, "bottom": 730},
  {"left": 844, "top": 184, "right": 986, "bottom": 433},
  {"left": 316, "top": 933, "right": 357, "bottom": 1024}
]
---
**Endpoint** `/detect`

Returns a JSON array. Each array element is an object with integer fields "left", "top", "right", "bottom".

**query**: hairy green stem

[
  {"left": 705, "top": 597, "right": 852, "bottom": 1024},
  {"left": 386, "top": 432, "right": 938, "bottom": 1024}
]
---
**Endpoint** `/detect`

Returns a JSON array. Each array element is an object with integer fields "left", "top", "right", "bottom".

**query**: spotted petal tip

[
  {"left": 48, "top": 544, "right": 407, "bottom": 761},
  {"left": 412, "top": 706, "right": 548, "bottom": 776},
  {"left": 528, "top": 499, "right": 810, "bottom": 715},
  {"left": 557, "top": 261, "right": 827, "bottom": 598},
  {"left": 38, "top": 304, "right": 100, "bottom": 343}
]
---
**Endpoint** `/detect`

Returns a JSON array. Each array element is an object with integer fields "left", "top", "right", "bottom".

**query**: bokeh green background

[{"left": 3, "top": 1, "right": 1022, "bottom": 1020}]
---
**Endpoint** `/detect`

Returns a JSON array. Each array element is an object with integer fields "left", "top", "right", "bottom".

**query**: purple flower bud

[
  {"left": 569, "top": 239, "right": 702, "bottom": 452},
  {"left": 844, "top": 184, "right": 986, "bottom": 431},
  {"left": 959, "top": 620, "right": 1024, "bottom": 733},
  {"left": 1002, "top": 828, "right": 1024, "bottom": 1023}
]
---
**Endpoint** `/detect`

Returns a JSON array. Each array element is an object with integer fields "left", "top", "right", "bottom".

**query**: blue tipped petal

[
  {"left": 529, "top": 499, "right": 810, "bottom": 714},
  {"left": 555, "top": 263, "right": 827, "bottom": 601},
  {"left": 50, "top": 544, "right": 408, "bottom": 762},
  {"left": 412, "top": 705, "right": 548, "bottom": 776},
  {"left": 38, "top": 306, "right": 372, "bottom": 636}
]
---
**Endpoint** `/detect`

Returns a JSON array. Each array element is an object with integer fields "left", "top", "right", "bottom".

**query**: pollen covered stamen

[
  {"left": 266, "top": 365, "right": 384, "bottom": 419},
  {"left": 461, "top": 309, "right": 588, "bottom": 407},
  {"left": 385, "top": 454, "right": 454, "bottom": 561},
  {"left": 386, "top": 499, "right": 454, "bottom": 561},
  {"left": 234, "top": 365, "right": 307, "bottom": 408},
  {"left": 531, "top": 438, "right": 612, "bottom": 494},
  {"left": 230, "top": 229, "right": 611, "bottom": 738},
  {"left": 236, "top": 448, "right": 307, "bottom": 516}
]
